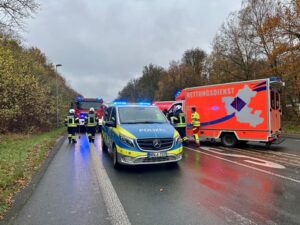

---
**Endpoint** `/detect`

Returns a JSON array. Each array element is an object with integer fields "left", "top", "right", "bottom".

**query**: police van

[{"left": 101, "top": 103, "right": 183, "bottom": 168}]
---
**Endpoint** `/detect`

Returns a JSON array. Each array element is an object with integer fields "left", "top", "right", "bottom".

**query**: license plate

[{"left": 147, "top": 152, "right": 167, "bottom": 158}]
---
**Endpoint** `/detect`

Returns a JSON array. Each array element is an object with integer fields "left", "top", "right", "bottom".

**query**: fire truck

[
  {"left": 74, "top": 96, "right": 105, "bottom": 132},
  {"left": 154, "top": 78, "right": 284, "bottom": 147}
]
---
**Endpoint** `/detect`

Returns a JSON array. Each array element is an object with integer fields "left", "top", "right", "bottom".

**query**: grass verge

[
  {"left": 0, "top": 128, "right": 65, "bottom": 218},
  {"left": 282, "top": 121, "right": 300, "bottom": 135}
]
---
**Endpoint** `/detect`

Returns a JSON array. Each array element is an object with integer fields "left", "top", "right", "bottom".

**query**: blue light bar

[
  {"left": 270, "top": 77, "right": 281, "bottom": 82},
  {"left": 113, "top": 101, "right": 128, "bottom": 105},
  {"left": 175, "top": 90, "right": 181, "bottom": 98},
  {"left": 76, "top": 96, "right": 83, "bottom": 101},
  {"left": 138, "top": 102, "right": 151, "bottom": 106}
]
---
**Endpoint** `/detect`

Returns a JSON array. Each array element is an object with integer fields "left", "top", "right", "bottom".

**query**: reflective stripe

[
  {"left": 113, "top": 126, "right": 137, "bottom": 139},
  {"left": 66, "top": 115, "right": 78, "bottom": 127},
  {"left": 116, "top": 145, "right": 183, "bottom": 157},
  {"left": 167, "top": 147, "right": 183, "bottom": 155},
  {"left": 174, "top": 113, "right": 186, "bottom": 128},
  {"left": 87, "top": 113, "right": 97, "bottom": 126},
  {"left": 116, "top": 146, "right": 147, "bottom": 157}
]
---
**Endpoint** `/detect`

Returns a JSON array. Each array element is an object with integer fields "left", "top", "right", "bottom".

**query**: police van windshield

[
  {"left": 118, "top": 107, "right": 168, "bottom": 124},
  {"left": 77, "top": 101, "right": 101, "bottom": 110}
]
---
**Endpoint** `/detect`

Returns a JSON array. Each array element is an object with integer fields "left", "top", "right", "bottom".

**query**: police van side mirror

[{"left": 105, "top": 121, "right": 116, "bottom": 128}]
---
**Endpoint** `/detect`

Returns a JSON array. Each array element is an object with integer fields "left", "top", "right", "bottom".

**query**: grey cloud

[{"left": 24, "top": 0, "right": 242, "bottom": 101}]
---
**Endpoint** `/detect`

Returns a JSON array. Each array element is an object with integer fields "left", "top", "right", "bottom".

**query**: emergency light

[
  {"left": 76, "top": 96, "right": 83, "bottom": 102},
  {"left": 80, "top": 113, "right": 87, "bottom": 119},
  {"left": 138, "top": 102, "right": 151, "bottom": 106},
  {"left": 270, "top": 77, "right": 281, "bottom": 82},
  {"left": 175, "top": 90, "right": 181, "bottom": 98},
  {"left": 113, "top": 101, "right": 128, "bottom": 105}
]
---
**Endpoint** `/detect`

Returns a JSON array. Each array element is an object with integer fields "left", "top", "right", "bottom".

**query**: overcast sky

[{"left": 24, "top": 0, "right": 242, "bottom": 101}]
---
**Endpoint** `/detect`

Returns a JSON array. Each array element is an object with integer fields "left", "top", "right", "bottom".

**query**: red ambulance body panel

[
  {"left": 155, "top": 78, "right": 283, "bottom": 146},
  {"left": 185, "top": 79, "right": 271, "bottom": 141}
]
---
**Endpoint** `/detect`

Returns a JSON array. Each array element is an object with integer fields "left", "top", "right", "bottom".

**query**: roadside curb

[
  {"left": 0, "top": 135, "right": 66, "bottom": 225},
  {"left": 282, "top": 133, "right": 300, "bottom": 139}
]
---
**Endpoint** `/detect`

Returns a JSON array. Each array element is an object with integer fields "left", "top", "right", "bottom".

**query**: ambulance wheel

[
  {"left": 113, "top": 145, "right": 121, "bottom": 169},
  {"left": 221, "top": 133, "right": 237, "bottom": 147},
  {"left": 101, "top": 135, "right": 108, "bottom": 152}
]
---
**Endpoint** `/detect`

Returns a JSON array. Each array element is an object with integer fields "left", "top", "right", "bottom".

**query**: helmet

[
  {"left": 69, "top": 109, "right": 75, "bottom": 114},
  {"left": 175, "top": 105, "right": 182, "bottom": 112},
  {"left": 90, "top": 107, "right": 95, "bottom": 112}
]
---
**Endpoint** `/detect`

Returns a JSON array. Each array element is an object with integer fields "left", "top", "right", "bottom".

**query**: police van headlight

[
  {"left": 119, "top": 134, "right": 135, "bottom": 148},
  {"left": 175, "top": 134, "right": 182, "bottom": 145}
]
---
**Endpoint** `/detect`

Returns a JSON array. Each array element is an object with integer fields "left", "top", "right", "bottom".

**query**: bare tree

[{"left": 0, "top": 0, "right": 38, "bottom": 33}]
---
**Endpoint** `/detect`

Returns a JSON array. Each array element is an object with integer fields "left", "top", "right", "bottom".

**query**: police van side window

[{"left": 104, "top": 107, "right": 112, "bottom": 122}]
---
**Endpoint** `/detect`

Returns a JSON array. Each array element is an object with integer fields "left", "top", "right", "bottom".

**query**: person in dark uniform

[
  {"left": 65, "top": 109, "right": 79, "bottom": 144},
  {"left": 85, "top": 107, "right": 99, "bottom": 143},
  {"left": 171, "top": 105, "right": 188, "bottom": 146}
]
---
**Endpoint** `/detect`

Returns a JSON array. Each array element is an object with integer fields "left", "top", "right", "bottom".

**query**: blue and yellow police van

[{"left": 101, "top": 102, "right": 183, "bottom": 168}]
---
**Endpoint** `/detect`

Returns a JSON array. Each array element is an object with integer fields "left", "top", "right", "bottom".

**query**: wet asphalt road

[{"left": 11, "top": 135, "right": 300, "bottom": 225}]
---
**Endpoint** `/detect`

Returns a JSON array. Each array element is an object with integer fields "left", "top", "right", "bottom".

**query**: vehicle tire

[
  {"left": 221, "top": 133, "right": 238, "bottom": 147},
  {"left": 113, "top": 145, "right": 121, "bottom": 169},
  {"left": 101, "top": 135, "right": 108, "bottom": 152}
]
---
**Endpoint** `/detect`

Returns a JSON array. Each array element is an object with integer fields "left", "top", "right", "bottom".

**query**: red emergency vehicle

[
  {"left": 74, "top": 96, "right": 105, "bottom": 132},
  {"left": 152, "top": 101, "right": 176, "bottom": 111},
  {"left": 155, "top": 78, "right": 284, "bottom": 147}
]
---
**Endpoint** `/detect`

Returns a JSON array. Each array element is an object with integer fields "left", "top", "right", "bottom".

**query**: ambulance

[{"left": 155, "top": 78, "right": 284, "bottom": 147}]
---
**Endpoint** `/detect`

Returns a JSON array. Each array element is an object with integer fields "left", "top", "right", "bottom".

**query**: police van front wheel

[
  {"left": 221, "top": 133, "right": 237, "bottom": 147},
  {"left": 113, "top": 146, "right": 121, "bottom": 169}
]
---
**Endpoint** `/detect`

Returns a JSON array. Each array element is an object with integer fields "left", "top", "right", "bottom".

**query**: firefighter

[
  {"left": 171, "top": 105, "right": 188, "bottom": 145},
  {"left": 85, "top": 107, "right": 99, "bottom": 143},
  {"left": 191, "top": 107, "right": 201, "bottom": 147},
  {"left": 65, "top": 109, "right": 79, "bottom": 144}
]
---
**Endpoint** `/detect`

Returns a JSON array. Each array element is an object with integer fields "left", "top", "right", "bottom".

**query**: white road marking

[
  {"left": 220, "top": 206, "right": 257, "bottom": 225},
  {"left": 272, "top": 152, "right": 299, "bottom": 157},
  {"left": 185, "top": 147, "right": 300, "bottom": 184},
  {"left": 234, "top": 147, "right": 300, "bottom": 158},
  {"left": 219, "top": 147, "right": 300, "bottom": 166},
  {"left": 90, "top": 145, "right": 131, "bottom": 225},
  {"left": 201, "top": 147, "right": 285, "bottom": 169}
]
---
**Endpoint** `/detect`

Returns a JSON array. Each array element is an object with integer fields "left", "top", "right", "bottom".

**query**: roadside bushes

[{"left": 0, "top": 36, "right": 78, "bottom": 133}]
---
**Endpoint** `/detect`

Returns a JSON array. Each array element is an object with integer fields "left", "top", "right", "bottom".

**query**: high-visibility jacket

[
  {"left": 173, "top": 113, "right": 187, "bottom": 128},
  {"left": 85, "top": 113, "right": 98, "bottom": 127},
  {"left": 65, "top": 115, "right": 79, "bottom": 128},
  {"left": 191, "top": 112, "right": 200, "bottom": 127}
]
